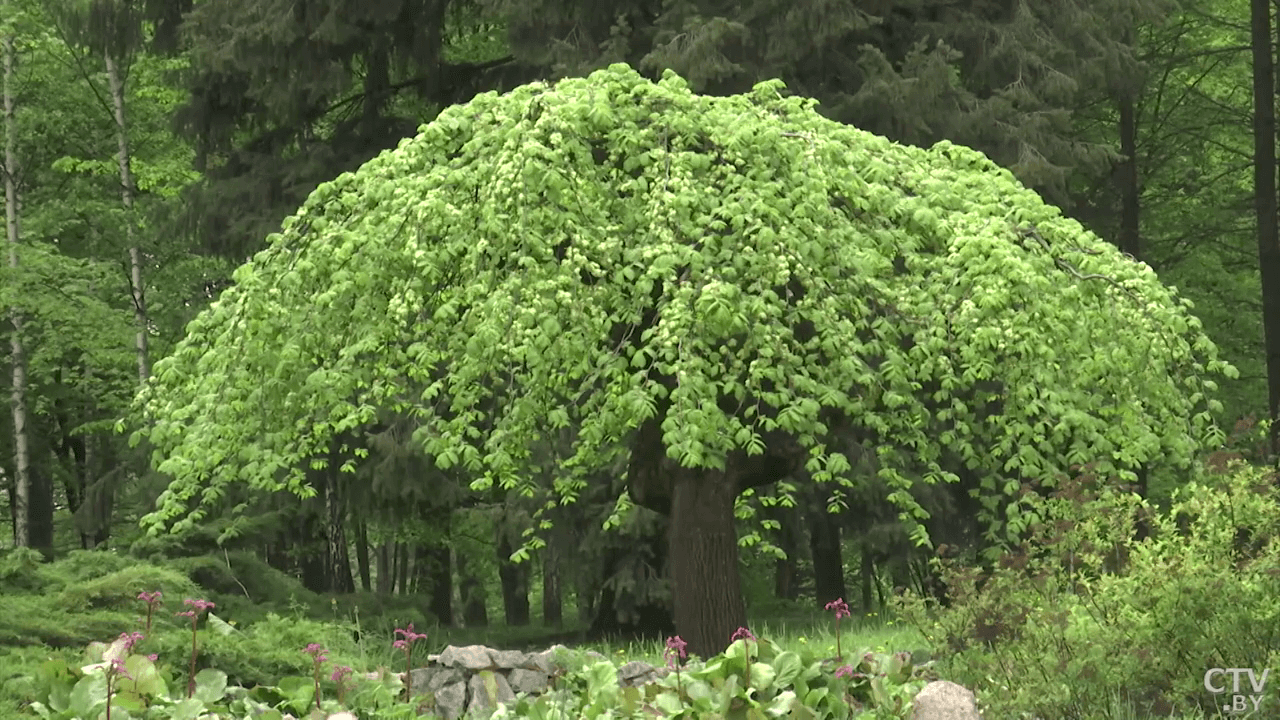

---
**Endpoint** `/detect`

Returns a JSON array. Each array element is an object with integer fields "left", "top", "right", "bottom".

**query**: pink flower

[
  {"left": 824, "top": 598, "right": 851, "bottom": 620},
  {"left": 175, "top": 598, "right": 215, "bottom": 618},
  {"left": 664, "top": 636, "right": 687, "bottom": 669}
]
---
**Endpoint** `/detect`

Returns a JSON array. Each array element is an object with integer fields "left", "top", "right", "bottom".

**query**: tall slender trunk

[
  {"left": 375, "top": 540, "right": 392, "bottom": 595},
  {"left": 104, "top": 50, "right": 148, "bottom": 382},
  {"left": 859, "top": 543, "right": 875, "bottom": 613},
  {"left": 667, "top": 468, "right": 747, "bottom": 661},
  {"left": 3, "top": 33, "right": 30, "bottom": 550},
  {"left": 1113, "top": 62, "right": 1155, "bottom": 541},
  {"left": 396, "top": 542, "right": 410, "bottom": 594},
  {"left": 1254, "top": 0, "right": 1280, "bottom": 460},
  {"left": 576, "top": 559, "right": 595, "bottom": 624},
  {"left": 85, "top": 434, "right": 112, "bottom": 548},
  {"left": 355, "top": 521, "right": 372, "bottom": 591}
]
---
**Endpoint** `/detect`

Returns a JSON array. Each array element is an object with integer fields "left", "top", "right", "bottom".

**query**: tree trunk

[
  {"left": 1253, "top": 0, "right": 1280, "bottom": 459},
  {"left": 860, "top": 543, "right": 875, "bottom": 614},
  {"left": 456, "top": 552, "right": 488, "bottom": 627},
  {"left": 576, "top": 566, "right": 595, "bottom": 623},
  {"left": 29, "top": 456, "right": 53, "bottom": 558},
  {"left": 807, "top": 496, "right": 847, "bottom": 608},
  {"left": 104, "top": 50, "right": 149, "bottom": 382},
  {"left": 355, "top": 521, "right": 372, "bottom": 591},
  {"left": 396, "top": 542, "right": 410, "bottom": 594},
  {"left": 298, "top": 503, "right": 328, "bottom": 594},
  {"left": 376, "top": 541, "right": 392, "bottom": 595},
  {"left": 78, "top": 434, "right": 113, "bottom": 549},
  {"left": 324, "top": 458, "right": 353, "bottom": 593},
  {"left": 767, "top": 503, "right": 798, "bottom": 601},
  {"left": 3, "top": 33, "right": 30, "bottom": 551},
  {"left": 542, "top": 545, "right": 562, "bottom": 627},
  {"left": 496, "top": 531, "right": 530, "bottom": 626},
  {"left": 667, "top": 468, "right": 748, "bottom": 661},
  {"left": 427, "top": 544, "right": 453, "bottom": 626},
  {"left": 587, "top": 529, "right": 674, "bottom": 642}
]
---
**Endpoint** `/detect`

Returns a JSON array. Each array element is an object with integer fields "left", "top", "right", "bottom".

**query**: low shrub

[{"left": 897, "top": 461, "right": 1280, "bottom": 720}]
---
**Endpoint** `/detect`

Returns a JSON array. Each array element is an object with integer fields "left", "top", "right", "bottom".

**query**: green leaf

[
  {"left": 771, "top": 651, "right": 803, "bottom": 687},
  {"left": 69, "top": 673, "right": 107, "bottom": 719},
  {"left": 193, "top": 668, "right": 228, "bottom": 703}
]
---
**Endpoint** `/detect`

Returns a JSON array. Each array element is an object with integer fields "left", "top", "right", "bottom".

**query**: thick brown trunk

[
  {"left": 1254, "top": 0, "right": 1280, "bottom": 459},
  {"left": 496, "top": 531, "right": 530, "bottom": 626},
  {"left": 542, "top": 545, "right": 562, "bottom": 627},
  {"left": 355, "top": 521, "right": 372, "bottom": 591},
  {"left": 668, "top": 467, "right": 748, "bottom": 661}
]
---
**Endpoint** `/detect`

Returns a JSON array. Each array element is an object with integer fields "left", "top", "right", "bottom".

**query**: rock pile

[
  {"left": 397, "top": 643, "right": 983, "bottom": 720},
  {"left": 405, "top": 643, "right": 669, "bottom": 719}
]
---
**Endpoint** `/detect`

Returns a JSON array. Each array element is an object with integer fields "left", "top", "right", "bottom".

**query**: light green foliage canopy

[{"left": 135, "top": 64, "right": 1233, "bottom": 540}]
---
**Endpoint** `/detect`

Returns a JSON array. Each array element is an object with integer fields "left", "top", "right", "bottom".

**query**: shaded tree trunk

[
  {"left": 587, "top": 526, "right": 674, "bottom": 642},
  {"left": 542, "top": 545, "right": 562, "bottom": 627},
  {"left": 1115, "top": 80, "right": 1154, "bottom": 542},
  {"left": 412, "top": 509, "right": 454, "bottom": 625},
  {"left": 860, "top": 543, "right": 875, "bottom": 614},
  {"left": 807, "top": 496, "right": 846, "bottom": 608},
  {"left": 667, "top": 468, "right": 747, "bottom": 661},
  {"left": 767, "top": 503, "right": 799, "bottom": 601},
  {"left": 396, "top": 542, "right": 410, "bottom": 594},
  {"left": 496, "top": 531, "right": 530, "bottom": 626},
  {"left": 29, "top": 457, "right": 53, "bottom": 558},
  {"left": 299, "top": 510, "right": 328, "bottom": 594},
  {"left": 1254, "top": 0, "right": 1280, "bottom": 459},
  {"left": 576, "top": 565, "right": 595, "bottom": 624},
  {"left": 376, "top": 541, "right": 392, "bottom": 595},
  {"left": 456, "top": 552, "right": 488, "bottom": 627},
  {"left": 354, "top": 520, "right": 372, "bottom": 591}
]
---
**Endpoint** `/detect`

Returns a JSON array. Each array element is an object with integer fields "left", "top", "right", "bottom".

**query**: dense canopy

[{"left": 134, "top": 66, "right": 1231, "bottom": 653}]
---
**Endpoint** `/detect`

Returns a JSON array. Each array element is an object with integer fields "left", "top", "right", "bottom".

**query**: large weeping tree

[{"left": 134, "top": 64, "right": 1232, "bottom": 660}]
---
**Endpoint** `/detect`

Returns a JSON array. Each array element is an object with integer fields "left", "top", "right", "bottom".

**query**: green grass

[{"left": 0, "top": 547, "right": 1253, "bottom": 720}]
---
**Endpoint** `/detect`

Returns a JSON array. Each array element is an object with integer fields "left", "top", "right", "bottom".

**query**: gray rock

[
  {"left": 911, "top": 680, "right": 983, "bottom": 720},
  {"left": 404, "top": 644, "right": 663, "bottom": 719},
  {"left": 399, "top": 642, "right": 983, "bottom": 720}
]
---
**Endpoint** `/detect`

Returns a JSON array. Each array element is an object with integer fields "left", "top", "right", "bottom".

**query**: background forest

[{"left": 2, "top": 0, "right": 1280, "bottom": 719}]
